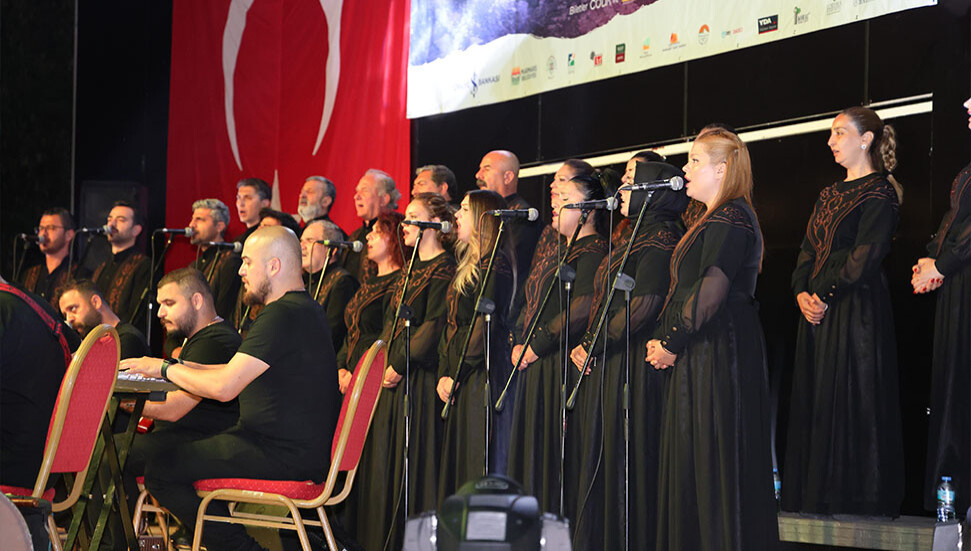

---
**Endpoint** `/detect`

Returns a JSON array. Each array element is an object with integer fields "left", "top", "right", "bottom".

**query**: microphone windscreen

[
  {"left": 439, "top": 221, "right": 452, "bottom": 234},
  {"left": 185, "top": 227, "right": 195, "bottom": 237},
  {"left": 351, "top": 241, "right": 364, "bottom": 253},
  {"left": 670, "top": 176, "right": 685, "bottom": 191},
  {"left": 527, "top": 208, "right": 540, "bottom": 222}
]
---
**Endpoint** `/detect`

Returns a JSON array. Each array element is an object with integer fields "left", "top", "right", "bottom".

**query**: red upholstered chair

[
  {"left": 190, "top": 339, "right": 387, "bottom": 551},
  {"left": 1, "top": 324, "right": 120, "bottom": 551}
]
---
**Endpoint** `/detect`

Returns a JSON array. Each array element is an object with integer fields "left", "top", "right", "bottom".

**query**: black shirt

[
  {"left": 19, "top": 258, "right": 75, "bottom": 307},
  {"left": 1, "top": 286, "right": 82, "bottom": 488},
  {"left": 342, "top": 219, "right": 376, "bottom": 284},
  {"left": 157, "top": 320, "right": 241, "bottom": 434},
  {"left": 504, "top": 193, "right": 543, "bottom": 324},
  {"left": 236, "top": 291, "right": 338, "bottom": 469},
  {"left": 115, "top": 321, "right": 150, "bottom": 360}
]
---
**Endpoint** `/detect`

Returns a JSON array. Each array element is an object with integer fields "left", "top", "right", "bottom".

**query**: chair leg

[
  {"left": 317, "top": 506, "right": 338, "bottom": 551},
  {"left": 132, "top": 489, "right": 148, "bottom": 534},
  {"left": 47, "top": 514, "right": 63, "bottom": 551},
  {"left": 192, "top": 492, "right": 220, "bottom": 551}
]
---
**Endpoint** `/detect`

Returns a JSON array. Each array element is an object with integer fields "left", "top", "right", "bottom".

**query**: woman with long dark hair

[
  {"left": 782, "top": 106, "right": 904, "bottom": 517},
  {"left": 506, "top": 161, "right": 609, "bottom": 516},
  {"left": 646, "top": 129, "right": 776, "bottom": 549},
  {"left": 437, "top": 190, "right": 515, "bottom": 503},
  {"left": 568, "top": 156, "right": 688, "bottom": 549}
]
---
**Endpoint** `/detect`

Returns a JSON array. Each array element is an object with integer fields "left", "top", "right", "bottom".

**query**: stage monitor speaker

[{"left": 402, "top": 474, "right": 572, "bottom": 551}]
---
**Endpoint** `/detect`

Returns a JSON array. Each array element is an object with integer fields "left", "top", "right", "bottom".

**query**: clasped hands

[
  {"left": 912, "top": 257, "right": 943, "bottom": 294},
  {"left": 796, "top": 292, "right": 827, "bottom": 325},
  {"left": 645, "top": 340, "right": 676, "bottom": 370}
]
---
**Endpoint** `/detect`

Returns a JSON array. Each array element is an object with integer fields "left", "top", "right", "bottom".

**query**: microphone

[
  {"left": 486, "top": 208, "right": 540, "bottom": 221},
  {"left": 562, "top": 197, "right": 619, "bottom": 211},
  {"left": 620, "top": 176, "right": 685, "bottom": 192},
  {"left": 18, "top": 234, "right": 47, "bottom": 245},
  {"left": 78, "top": 225, "right": 113, "bottom": 235},
  {"left": 315, "top": 239, "right": 364, "bottom": 253},
  {"left": 154, "top": 227, "right": 194, "bottom": 236},
  {"left": 201, "top": 241, "right": 242, "bottom": 253},
  {"left": 402, "top": 219, "right": 452, "bottom": 233}
]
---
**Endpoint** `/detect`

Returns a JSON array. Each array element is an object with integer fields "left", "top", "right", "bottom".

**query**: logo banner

[{"left": 407, "top": 0, "right": 936, "bottom": 118}]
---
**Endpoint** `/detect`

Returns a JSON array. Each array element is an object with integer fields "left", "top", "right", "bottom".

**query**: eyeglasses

[{"left": 35, "top": 225, "right": 65, "bottom": 233}]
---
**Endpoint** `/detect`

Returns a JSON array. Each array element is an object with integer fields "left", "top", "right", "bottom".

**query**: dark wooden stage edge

[{"left": 778, "top": 512, "right": 962, "bottom": 550}]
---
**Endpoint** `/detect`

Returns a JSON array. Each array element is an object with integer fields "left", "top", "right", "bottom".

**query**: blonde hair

[{"left": 453, "top": 190, "right": 513, "bottom": 295}]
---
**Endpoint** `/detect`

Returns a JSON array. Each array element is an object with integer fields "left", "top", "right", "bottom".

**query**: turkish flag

[{"left": 165, "top": 0, "right": 410, "bottom": 268}]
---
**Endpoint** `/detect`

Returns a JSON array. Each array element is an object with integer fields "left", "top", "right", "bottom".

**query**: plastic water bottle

[
  {"left": 937, "top": 476, "right": 956, "bottom": 522},
  {"left": 773, "top": 468, "right": 782, "bottom": 504}
]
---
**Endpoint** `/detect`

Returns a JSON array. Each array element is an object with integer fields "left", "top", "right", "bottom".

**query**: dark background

[{"left": 2, "top": 0, "right": 970, "bottom": 519}]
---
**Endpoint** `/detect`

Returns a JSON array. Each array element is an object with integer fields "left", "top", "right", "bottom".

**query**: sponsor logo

[
  {"left": 511, "top": 66, "right": 521, "bottom": 85},
  {"left": 640, "top": 37, "right": 652, "bottom": 57},
  {"left": 853, "top": 0, "right": 875, "bottom": 5},
  {"left": 794, "top": 7, "right": 809, "bottom": 25},
  {"left": 698, "top": 24, "right": 710, "bottom": 45},
  {"left": 469, "top": 72, "right": 499, "bottom": 98},
  {"left": 758, "top": 15, "right": 779, "bottom": 34},
  {"left": 615, "top": 43, "right": 626, "bottom": 63},
  {"left": 591, "top": 51, "right": 604, "bottom": 66},
  {"left": 721, "top": 27, "right": 744, "bottom": 38},
  {"left": 547, "top": 56, "right": 556, "bottom": 79},
  {"left": 663, "top": 32, "right": 685, "bottom": 51},
  {"left": 826, "top": 1, "right": 842, "bottom": 15},
  {"left": 567, "top": 52, "right": 576, "bottom": 73},
  {"left": 520, "top": 65, "right": 538, "bottom": 82}
]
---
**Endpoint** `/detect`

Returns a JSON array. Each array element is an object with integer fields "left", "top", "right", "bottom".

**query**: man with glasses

[{"left": 19, "top": 207, "right": 77, "bottom": 306}]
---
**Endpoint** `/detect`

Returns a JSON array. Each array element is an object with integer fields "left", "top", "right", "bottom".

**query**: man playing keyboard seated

[
  {"left": 121, "top": 268, "right": 241, "bottom": 533},
  {"left": 123, "top": 226, "right": 339, "bottom": 551}
]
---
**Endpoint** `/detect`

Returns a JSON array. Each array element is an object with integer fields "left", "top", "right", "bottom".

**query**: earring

[{"left": 861, "top": 144, "right": 867, "bottom": 150}]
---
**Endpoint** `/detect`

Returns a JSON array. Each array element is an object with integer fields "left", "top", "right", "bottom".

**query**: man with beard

[
  {"left": 343, "top": 168, "right": 401, "bottom": 283},
  {"left": 120, "top": 268, "right": 242, "bottom": 544},
  {"left": 59, "top": 279, "right": 149, "bottom": 359},
  {"left": 19, "top": 207, "right": 78, "bottom": 306},
  {"left": 298, "top": 176, "right": 347, "bottom": 236},
  {"left": 123, "top": 226, "right": 339, "bottom": 551},
  {"left": 188, "top": 199, "right": 242, "bottom": 320},
  {"left": 91, "top": 201, "right": 152, "bottom": 327},
  {"left": 234, "top": 178, "right": 272, "bottom": 244}
]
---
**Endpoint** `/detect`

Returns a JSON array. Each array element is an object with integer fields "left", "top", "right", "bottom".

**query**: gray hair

[
  {"left": 306, "top": 219, "right": 343, "bottom": 242},
  {"left": 192, "top": 198, "right": 231, "bottom": 227},
  {"left": 416, "top": 164, "right": 457, "bottom": 189},
  {"left": 305, "top": 176, "right": 336, "bottom": 201},
  {"left": 367, "top": 169, "right": 402, "bottom": 210}
]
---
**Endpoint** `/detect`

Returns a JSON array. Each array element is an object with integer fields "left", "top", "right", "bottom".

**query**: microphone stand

[
  {"left": 135, "top": 231, "right": 175, "bottom": 345},
  {"left": 311, "top": 249, "right": 335, "bottom": 301},
  {"left": 495, "top": 209, "right": 592, "bottom": 412},
  {"left": 12, "top": 236, "right": 27, "bottom": 282},
  {"left": 567, "top": 192, "right": 652, "bottom": 409},
  {"left": 558, "top": 264, "right": 576, "bottom": 518},
  {"left": 441, "top": 221, "right": 507, "bottom": 422},
  {"left": 617, "top": 272, "right": 635, "bottom": 551}
]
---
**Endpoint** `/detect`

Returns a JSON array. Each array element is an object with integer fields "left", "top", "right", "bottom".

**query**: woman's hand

[
  {"left": 514, "top": 345, "right": 539, "bottom": 371},
  {"left": 912, "top": 257, "right": 944, "bottom": 294},
  {"left": 382, "top": 365, "right": 403, "bottom": 388},
  {"left": 796, "top": 291, "right": 827, "bottom": 325},
  {"left": 437, "top": 377, "right": 454, "bottom": 403},
  {"left": 338, "top": 369, "right": 353, "bottom": 394},
  {"left": 570, "top": 345, "right": 592, "bottom": 375},
  {"left": 645, "top": 340, "right": 676, "bottom": 370}
]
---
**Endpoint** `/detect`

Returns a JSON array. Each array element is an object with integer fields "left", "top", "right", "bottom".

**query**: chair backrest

[
  {"left": 331, "top": 340, "right": 386, "bottom": 473},
  {"left": 34, "top": 324, "right": 119, "bottom": 501}
]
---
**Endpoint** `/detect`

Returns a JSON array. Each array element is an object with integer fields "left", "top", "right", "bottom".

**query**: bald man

[{"left": 124, "top": 226, "right": 339, "bottom": 551}]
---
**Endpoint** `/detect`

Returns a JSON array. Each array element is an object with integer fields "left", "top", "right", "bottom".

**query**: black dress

[
  {"left": 924, "top": 163, "right": 971, "bottom": 512},
  {"left": 783, "top": 173, "right": 904, "bottom": 516},
  {"left": 437, "top": 253, "right": 514, "bottom": 504},
  {"left": 654, "top": 199, "right": 777, "bottom": 550},
  {"left": 506, "top": 229, "right": 607, "bottom": 516},
  {"left": 337, "top": 269, "right": 399, "bottom": 373},
  {"left": 353, "top": 252, "right": 455, "bottom": 551},
  {"left": 570, "top": 207, "right": 685, "bottom": 550}
]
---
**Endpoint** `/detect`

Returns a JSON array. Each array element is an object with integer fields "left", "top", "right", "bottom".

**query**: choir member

[
  {"left": 300, "top": 219, "right": 359, "bottom": 353},
  {"left": 914, "top": 96, "right": 971, "bottom": 514},
  {"left": 646, "top": 129, "right": 777, "bottom": 549},
  {"left": 782, "top": 106, "right": 904, "bottom": 517}
]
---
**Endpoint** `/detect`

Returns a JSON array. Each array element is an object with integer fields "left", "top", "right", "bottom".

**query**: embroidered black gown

[
  {"left": 570, "top": 188, "right": 687, "bottom": 550},
  {"left": 924, "top": 164, "right": 971, "bottom": 512},
  {"left": 353, "top": 252, "right": 455, "bottom": 551},
  {"left": 654, "top": 199, "right": 776, "bottom": 550},
  {"left": 782, "top": 173, "right": 904, "bottom": 516},
  {"left": 437, "top": 254, "right": 514, "bottom": 504},
  {"left": 506, "top": 229, "right": 607, "bottom": 516}
]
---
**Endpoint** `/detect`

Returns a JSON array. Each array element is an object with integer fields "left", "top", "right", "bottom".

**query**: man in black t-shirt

[
  {"left": 124, "top": 226, "right": 338, "bottom": 551},
  {"left": 58, "top": 279, "right": 149, "bottom": 359},
  {"left": 0, "top": 276, "right": 81, "bottom": 549}
]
